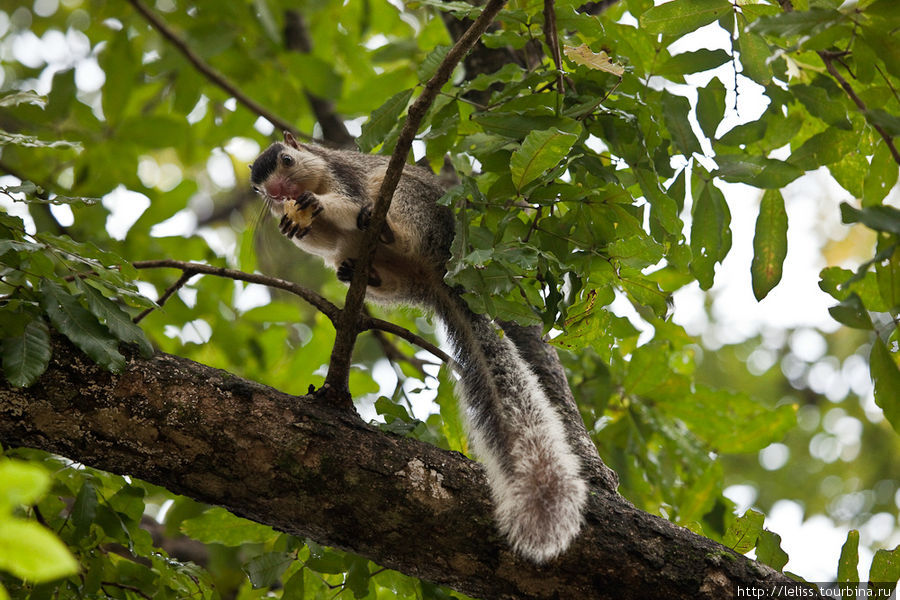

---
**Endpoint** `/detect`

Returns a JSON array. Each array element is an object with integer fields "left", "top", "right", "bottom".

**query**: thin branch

[
  {"left": 133, "top": 269, "right": 195, "bottom": 323},
  {"left": 101, "top": 582, "right": 152, "bottom": 600},
  {"left": 125, "top": 0, "right": 305, "bottom": 139},
  {"left": 775, "top": 1, "right": 899, "bottom": 166},
  {"left": 543, "top": 0, "right": 565, "bottom": 94},
  {"left": 365, "top": 306, "right": 433, "bottom": 375},
  {"left": 133, "top": 259, "right": 339, "bottom": 319},
  {"left": 131, "top": 259, "right": 453, "bottom": 368},
  {"left": 819, "top": 51, "right": 900, "bottom": 165},
  {"left": 323, "top": 0, "right": 510, "bottom": 394}
]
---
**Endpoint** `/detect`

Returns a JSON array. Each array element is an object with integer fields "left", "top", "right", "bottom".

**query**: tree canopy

[{"left": 0, "top": 0, "right": 899, "bottom": 598}]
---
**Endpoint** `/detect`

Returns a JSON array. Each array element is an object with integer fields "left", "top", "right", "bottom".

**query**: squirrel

[{"left": 249, "top": 132, "right": 588, "bottom": 563}]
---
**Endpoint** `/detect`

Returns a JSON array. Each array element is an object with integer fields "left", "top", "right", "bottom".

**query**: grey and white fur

[{"left": 250, "top": 133, "right": 588, "bottom": 563}]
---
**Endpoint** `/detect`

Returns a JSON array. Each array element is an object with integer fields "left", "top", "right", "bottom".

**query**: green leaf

[
  {"left": 621, "top": 274, "right": 670, "bottom": 318},
  {"left": 282, "top": 569, "right": 305, "bottom": 600},
  {"left": 550, "top": 291, "right": 623, "bottom": 351},
  {"left": 39, "top": 280, "right": 125, "bottom": 372},
  {"left": 637, "top": 170, "right": 682, "bottom": 236},
  {"left": 696, "top": 77, "right": 726, "bottom": 139},
  {"left": 608, "top": 234, "right": 665, "bottom": 269},
  {"left": 0, "top": 460, "right": 50, "bottom": 511},
  {"left": 789, "top": 129, "right": 858, "bottom": 171},
  {"left": 345, "top": 555, "right": 370, "bottom": 599},
  {"left": 624, "top": 340, "right": 680, "bottom": 398},
  {"left": 838, "top": 530, "right": 860, "bottom": 584},
  {"left": 658, "top": 49, "right": 731, "bottom": 79},
  {"left": 868, "top": 547, "right": 900, "bottom": 597},
  {"left": 793, "top": 84, "right": 852, "bottom": 130},
  {"left": 756, "top": 530, "right": 789, "bottom": 572},
  {"left": 243, "top": 552, "right": 294, "bottom": 589},
  {"left": 374, "top": 396, "right": 414, "bottom": 423},
  {"left": 690, "top": 183, "right": 731, "bottom": 290},
  {"left": 74, "top": 278, "right": 153, "bottom": 358},
  {"left": 288, "top": 54, "right": 343, "bottom": 100},
  {"left": 865, "top": 109, "right": 900, "bottom": 137},
  {"left": 870, "top": 339, "right": 900, "bottom": 434},
  {"left": 1, "top": 317, "right": 51, "bottom": 388},
  {"left": 863, "top": 141, "right": 900, "bottom": 207},
  {"left": 717, "top": 119, "right": 768, "bottom": 146},
  {"left": 738, "top": 31, "right": 772, "bottom": 84},
  {"left": 662, "top": 92, "right": 702, "bottom": 156},
  {"left": 357, "top": 88, "right": 414, "bottom": 153},
  {"left": 828, "top": 293, "right": 873, "bottom": 329},
  {"left": 640, "top": 0, "right": 733, "bottom": 37},
  {"left": 840, "top": 202, "right": 900, "bottom": 235},
  {"left": 658, "top": 386, "right": 795, "bottom": 453},
  {"left": 304, "top": 544, "right": 346, "bottom": 574},
  {"left": 751, "top": 190, "right": 788, "bottom": 301},
  {"left": 417, "top": 45, "right": 451, "bottom": 82},
  {"left": 98, "top": 29, "right": 135, "bottom": 123},
  {"left": 748, "top": 8, "right": 844, "bottom": 38},
  {"left": 70, "top": 481, "right": 98, "bottom": 542},
  {"left": 724, "top": 509, "right": 765, "bottom": 554},
  {"left": 0, "top": 519, "right": 79, "bottom": 582},
  {"left": 180, "top": 507, "right": 278, "bottom": 546},
  {"left": 875, "top": 246, "right": 900, "bottom": 311},
  {"left": 473, "top": 113, "right": 570, "bottom": 139},
  {"left": 714, "top": 154, "right": 804, "bottom": 188},
  {"left": 509, "top": 128, "right": 578, "bottom": 191}
]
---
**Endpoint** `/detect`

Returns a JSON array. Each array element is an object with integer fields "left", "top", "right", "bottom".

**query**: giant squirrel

[{"left": 249, "top": 133, "right": 588, "bottom": 563}]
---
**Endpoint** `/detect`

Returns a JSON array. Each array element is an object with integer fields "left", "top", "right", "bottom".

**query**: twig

[
  {"left": 820, "top": 51, "right": 900, "bottom": 166},
  {"left": 323, "top": 0, "right": 509, "bottom": 394},
  {"left": 131, "top": 259, "right": 453, "bottom": 367},
  {"left": 776, "top": 1, "right": 899, "bottom": 166},
  {"left": 133, "top": 269, "right": 195, "bottom": 323},
  {"left": 101, "top": 582, "right": 152, "bottom": 600},
  {"left": 543, "top": 0, "right": 565, "bottom": 94},
  {"left": 365, "top": 307, "right": 432, "bottom": 375},
  {"left": 125, "top": 0, "right": 305, "bottom": 139}
]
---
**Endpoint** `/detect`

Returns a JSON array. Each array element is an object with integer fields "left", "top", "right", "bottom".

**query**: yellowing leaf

[{"left": 563, "top": 44, "right": 625, "bottom": 76}]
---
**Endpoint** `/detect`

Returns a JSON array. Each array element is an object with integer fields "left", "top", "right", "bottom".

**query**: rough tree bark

[{"left": 0, "top": 336, "right": 808, "bottom": 600}]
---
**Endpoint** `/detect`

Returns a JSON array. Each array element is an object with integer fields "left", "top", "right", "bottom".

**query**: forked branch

[{"left": 131, "top": 259, "right": 453, "bottom": 367}]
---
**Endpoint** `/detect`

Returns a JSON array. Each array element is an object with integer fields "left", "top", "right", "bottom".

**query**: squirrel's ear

[{"left": 283, "top": 131, "right": 300, "bottom": 149}]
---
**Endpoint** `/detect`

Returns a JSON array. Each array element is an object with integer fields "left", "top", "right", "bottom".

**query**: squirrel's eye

[
  {"left": 252, "top": 186, "right": 261, "bottom": 195},
  {"left": 281, "top": 154, "right": 295, "bottom": 167}
]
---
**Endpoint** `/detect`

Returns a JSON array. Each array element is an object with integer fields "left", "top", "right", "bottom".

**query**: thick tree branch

[
  {"left": 324, "top": 0, "right": 509, "bottom": 394},
  {"left": 0, "top": 338, "right": 808, "bottom": 600},
  {"left": 125, "top": 0, "right": 304, "bottom": 139}
]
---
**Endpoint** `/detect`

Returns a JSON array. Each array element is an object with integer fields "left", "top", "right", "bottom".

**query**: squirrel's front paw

[{"left": 280, "top": 192, "right": 323, "bottom": 239}]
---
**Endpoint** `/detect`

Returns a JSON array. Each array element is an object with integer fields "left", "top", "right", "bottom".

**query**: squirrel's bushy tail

[{"left": 431, "top": 286, "right": 588, "bottom": 563}]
